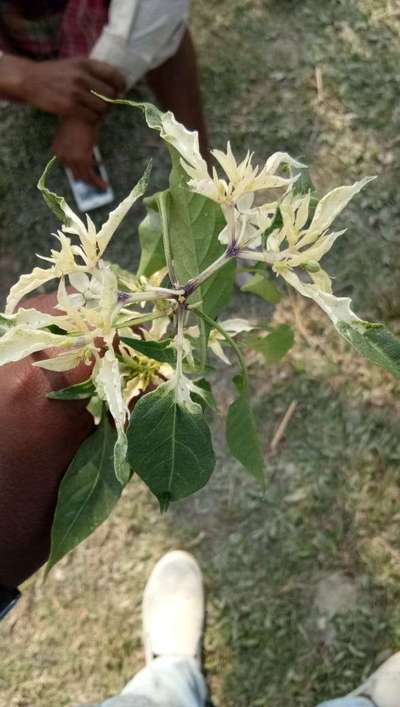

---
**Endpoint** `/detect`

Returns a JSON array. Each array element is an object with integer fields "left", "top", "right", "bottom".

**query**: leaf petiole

[
  {"left": 191, "top": 306, "right": 249, "bottom": 392},
  {"left": 157, "top": 191, "right": 179, "bottom": 287},
  {"left": 184, "top": 250, "right": 232, "bottom": 296}
]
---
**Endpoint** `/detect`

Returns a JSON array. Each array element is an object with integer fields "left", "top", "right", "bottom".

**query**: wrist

[{"left": 0, "top": 54, "right": 35, "bottom": 100}]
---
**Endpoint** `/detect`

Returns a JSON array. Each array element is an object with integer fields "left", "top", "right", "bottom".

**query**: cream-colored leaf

[
  {"left": 209, "top": 339, "right": 231, "bottom": 365},
  {"left": 32, "top": 346, "right": 88, "bottom": 371},
  {"left": 95, "top": 348, "right": 130, "bottom": 483},
  {"left": 309, "top": 176, "right": 375, "bottom": 237},
  {"left": 280, "top": 193, "right": 298, "bottom": 246},
  {"left": 220, "top": 318, "right": 255, "bottom": 335},
  {"left": 295, "top": 191, "right": 311, "bottom": 231},
  {"left": 96, "top": 162, "right": 151, "bottom": 257},
  {"left": 0, "top": 328, "right": 70, "bottom": 365},
  {"left": 160, "top": 112, "right": 209, "bottom": 176},
  {"left": 95, "top": 349, "right": 128, "bottom": 432},
  {"left": 264, "top": 152, "right": 306, "bottom": 175},
  {"left": 309, "top": 267, "right": 332, "bottom": 293},
  {"left": 289, "top": 230, "right": 346, "bottom": 267},
  {"left": 5, "top": 267, "right": 56, "bottom": 314},
  {"left": 212, "top": 142, "right": 241, "bottom": 183},
  {"left": 280, "top": 269, "right": 361, "bottom": 327},
  {"left": 9, "top": 308, "right": 64, "bottom": 330},
  {"left": 69, "top": 271, "right": 90, "bottom": 292}
]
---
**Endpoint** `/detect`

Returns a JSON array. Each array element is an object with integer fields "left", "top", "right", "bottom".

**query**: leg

[
  {"left": 79, "top": 551, "right": 207, "bottom": 707},
  {"left": 110, "top": 656, "right": 206, "bottom": 707},
  {"left": 316, "top": 699, "right": 373, "bottom": 707},
  {"left": 316, "top": 651, "right": 400, "bottom": 707},
  {"left": 146, "top": 29, "right": 209, "bottom": 158}
]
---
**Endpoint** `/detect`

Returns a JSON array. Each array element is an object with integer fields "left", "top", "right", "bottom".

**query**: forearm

[{"left": 0, "top": 294, "right": 94, "bottom": 586}]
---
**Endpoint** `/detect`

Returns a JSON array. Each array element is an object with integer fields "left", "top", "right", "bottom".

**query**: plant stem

[
  {"left": 175, "top": 304, "right": 186, "bottom": 379},
  {"left": 184, "top": 250, "right": 232, "bottom": 296},
  {"left": 191, "top": 306, "right": 249, "bottom": 391},
  {"left": 240, "top": 249, "right": 279, "bottom": 264},
  {"left": 121, "top": 287, "right": 183, "bottom": 305},
  {"left": 115, "top": 310, "right": 173, "bottom": 329},
  {"left": 226, "top": 204, "right": 236, "bottom": 247},
  {"left": 157, "top": 191, "right": 178, "bottom": 287}
]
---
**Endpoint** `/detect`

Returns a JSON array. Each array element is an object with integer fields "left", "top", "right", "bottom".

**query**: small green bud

[{"left": 303, "top": 260, "right": 320, "bottom": 273}]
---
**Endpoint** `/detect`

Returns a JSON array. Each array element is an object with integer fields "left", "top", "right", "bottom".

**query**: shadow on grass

[{"left": 168, "top": 370, "right": 400, "bottom": 707}]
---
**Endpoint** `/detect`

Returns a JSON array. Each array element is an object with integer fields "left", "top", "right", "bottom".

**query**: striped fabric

[{"left": 0, "top": 0, "right": 109, "bottom": 59}]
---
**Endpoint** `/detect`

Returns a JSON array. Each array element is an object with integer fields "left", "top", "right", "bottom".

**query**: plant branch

[
  {"left": 115, "top": 310, "right": 174, "bottom": 329},
  {"left": 191, "top": 306, "right": 249, "bottom": 391},
  {"left": 175, "top": 304, "right": 186, "bottom": 379},
  {"left": 184, "top": 250, "right": 232, "bottom": 296},
  {"left": 120, "top": 287, "right": 183, "bottom": 305},
  {"left": 157, "top": 191, "right": 178, "bottom": 287},
  {"left": 240, "top": 249, "right": 279, "bottom": 264}
]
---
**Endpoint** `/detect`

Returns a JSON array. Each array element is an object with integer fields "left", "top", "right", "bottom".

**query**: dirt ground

[{"left": 2, "top": 1, "right": 400, "bottom": 706}]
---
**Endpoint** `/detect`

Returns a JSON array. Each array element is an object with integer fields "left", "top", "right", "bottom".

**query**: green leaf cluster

[{"left": 12, "top": 97, "right": 399, "bottom": 575}]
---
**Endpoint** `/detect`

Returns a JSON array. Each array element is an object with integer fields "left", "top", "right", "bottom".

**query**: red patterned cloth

[
  {"left": 59, "top": 0, "right": 110, "bottom": 58},
  {"left": 0, "top": 0, "right": 109, "bottom": 60}
]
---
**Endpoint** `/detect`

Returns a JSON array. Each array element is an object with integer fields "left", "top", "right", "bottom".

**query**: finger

[
  {"left": 71, "top": 104, "right": 99, "bottom": 123},
  {"left": 65, "top": 161, "right": 87, "bottom": 183},
  {"left": 77, "top": 161, "right": 108, "bottom": 191},
  {"left": 82, "top": 75, "right": 118, "bottom": 101},
  {"left": 79, "top": 90, "right": 109, "bottom": 116},
  {"left": 86, "top": 59, "right": 127, "bottom": 94},
  {"left": 87, "top": 166, "right": 108, "bottom": 191}
]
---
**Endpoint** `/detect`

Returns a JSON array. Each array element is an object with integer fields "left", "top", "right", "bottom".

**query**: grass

[{"left": 2, "top": 0, "right": 400, "bottom": 705}]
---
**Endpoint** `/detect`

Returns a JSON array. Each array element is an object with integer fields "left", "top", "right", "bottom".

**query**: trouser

[
  {"left": 78, "top": 656, "right": 207, "bottom": 707},
  {"left": 78, "top": 657, "right": 373, "bottom": 707}
]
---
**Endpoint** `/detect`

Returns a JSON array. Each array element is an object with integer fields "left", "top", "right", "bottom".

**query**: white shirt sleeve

[{"left": 90, "top": 0, "right": 190, "bottom": 89}]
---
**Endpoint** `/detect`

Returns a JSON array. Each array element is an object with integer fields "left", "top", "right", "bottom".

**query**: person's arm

[
  {"left": 90, "top": 0, "right": 190, "bottom": 89},
  {"left": 0, "top": 51, "right": 126, "bottom": 189},
  {"left": 0, "top": 292, "right": 95, "bottom": 587},
  {"left": 52, "top": 118, "right": 107, "bottom": 190},
  {"left": 0, "top": 53, "right": 125, "bottom": 121}
]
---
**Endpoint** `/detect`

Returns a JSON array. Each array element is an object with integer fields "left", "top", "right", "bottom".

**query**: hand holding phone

[{"left": 66, "top": 146, "right": 114, "bottom": 212}]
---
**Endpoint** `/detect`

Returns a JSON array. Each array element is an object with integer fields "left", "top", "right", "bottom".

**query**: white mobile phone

[{"left": 65, "top": 146, "right": 114, "bottom": 212}]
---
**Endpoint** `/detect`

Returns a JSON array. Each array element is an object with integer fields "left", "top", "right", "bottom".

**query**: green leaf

[
  {"left": 46, "top": 323, "right": 68, "bottom": 336},
  {"left": 108, "top": 262, "right": 139, "bottom": 292},
  {"left": 193, "top": 306, "right": 250, "bottom": 389},
  {"left": 127, "top": 385, "right": 215, "bottom": 506},
  {"left": 246, "top": 324, "right": 295, "bottom": 363},
  {"left": 137, "top": 194, "right": 166, "bottom": 277},
  {"left": 46, "top": 419, "right": 123, "bottom": 573},
  {"left": 114, "top": 428, "right": 130, "bottom": 486},
  {"left": 121, "top": 336, "right": 177, "bottom": 364},
  {"left": 192, "top": 378, "right": 218, "bottom": 411},
  {"left": 161, "top": 146, "right": 236, "bottom": 320},
  {"left": 241, "top": 273, "right": 282, "bottom": 304},
  {"left": 37, "top": 156, "right": 73, "bottom": 225},
  {"left": 226, "top": 376, "right": 265, "bottom": 485},
  {"left": 105, "top": 98, "right": 236, "bottom": 318},
  {"left": 338, "top": 322, "right": 400, "bottom": 378},
  {"left": 292, "top": 167, "right": 316, "bottom": 196},
  {"left": 91, "top": 94, "right": 165, "bottom": 132},
  {"left": 48, "top": 378, "right": 95, "bottom": 400},
  {"left": 264, "top": 208, "right": 283, "bottom": 242}
]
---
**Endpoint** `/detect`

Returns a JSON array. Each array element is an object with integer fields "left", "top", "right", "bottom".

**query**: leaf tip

[{"left": 158, "top": 492, "right": 171, "bottom": 513}]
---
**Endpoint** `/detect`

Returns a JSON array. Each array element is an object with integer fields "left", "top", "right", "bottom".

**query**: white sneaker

[
  {"left": 142, "top": 551, "right": 205, "bottom": 668},
  {"left": 348, "top": 652, "right": 400, "bottom": 707}
]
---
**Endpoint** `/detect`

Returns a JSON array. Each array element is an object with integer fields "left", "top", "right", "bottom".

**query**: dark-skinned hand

[{"left": 0, "top": 292, "right": 95, "bottom": 587}]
